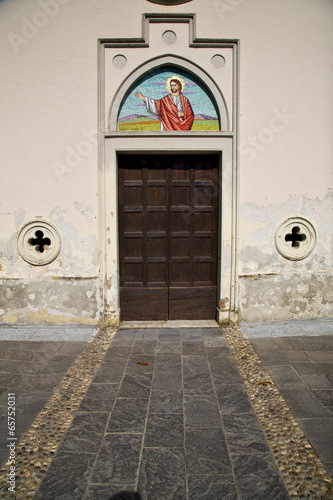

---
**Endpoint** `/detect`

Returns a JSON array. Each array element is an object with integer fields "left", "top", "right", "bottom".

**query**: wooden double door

[{"left": 118, "top": 154, "right": 219, "bottom": 320}]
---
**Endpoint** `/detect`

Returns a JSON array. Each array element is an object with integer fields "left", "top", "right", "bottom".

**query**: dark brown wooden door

[{"left": 118, "top": 154, "right": 219, "bottom": 320}]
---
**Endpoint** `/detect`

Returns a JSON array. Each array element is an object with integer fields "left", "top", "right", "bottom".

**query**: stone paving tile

[
  {"left": 154, "top": 353, "right": 181, "bottom": 372},
  {"left": 149, "top": 389, "right": 183, "bottom": 414},
  {"left": 184, "top": 394, "right": 221, "bottom": 427},
  {"left": 39, "top": 355, "right": 79, "bottom": 374},
  {"left": 131, "top": 341, "right": 158, "bottom": 356},
  {"left": 276, "top": 337, "right": 319, "bottom": 351},
  {"left": 297, "top": 418, "right": 333, "bottom": 463},
  {"left": 304, "top": 351, "right": 333, "bottom": 363},
  {"left": 16, "top": 372, "right": 65, "bottom": 391},
  {"left": 13, "top": 362, "right": 47, "bottom": 375},
  {"left": 0, "top": 453, "right": 7, "bottom": 471},
  {"left": 156, "top": 341, "right": 181, "bottom": 354},
  {"left": 111, "top": 328, "right": 137, "bottom": 343},
  {"left": 182, "top": 356, "right": 212, "bottom": 395},
  {"left": 223, "top": 413, "right": 271, "bottom": 455},
  {"left": 203, "top": 331, "right": 229, "bottom": 348},
  {"left": 282, "top": 350, "right": 310, "bottom": 362},
  {"left": 144, "top": 413, "right": 184, "bottom": 448},
  {"left": 0, "top": 341, "right": 44, "bottom": 351},
  {"left": 209, "top": 356, "right": 244, "bottom": 384},
  {"left": 92, "top": 360, "right": 127, "bottom": 383},
  {"left": 79, "top": 382, "right": 118, "bottom": 412},
  {"left": 187, "top": 474, "right": 238, "bottom": 500},
  {"left": 312, "top": 339, "right": 333, "bottom": 352},
  {"left": 0, "top": 349, "right": 53, "bottom": 363},
  {"left": 35, "top": 452, "right": 96, "bottom": 500},
  {"left": 107, "top": 398, "right": 149, "bottom": 433},
  {"left": 279, "top": 387, "right": 331, "bottom": 419},
  {"left": 313, "top": 389, "right": 333, "bottom": 408},
  {"left": 127, "top": 354, "right": 155, "bottom": 375},
  {"left": 92, "top": 433, "right": 143, "bottom": 484},
  {"left": 181, "top": 327, "right": 203, "bottom": 338},
  {"left": 293, "top": 362, "right": 333, "bottom": 376},
  {"left": 232, "top": 453, "right": 289, "bottom": 499},
  {"left": 0, "top": 413, "right": 36, "bottom": 452},
  {"left": 182, "top": 339, "right": 205, "bottom": 356},
  {"left": 301, "top": 373, "right": 333, "bottom": 390},
  {"left": 185, "top": 427, "right": 232, "bottom": 475},
  {"left": 0, "top": 374, "right": 23, "bottom": 388},
  {"left": 84, "top": 484, "right": 139, "bottom": 500},
  {"left": 103, "top": 345, "right": 133, "bottom": 361},
  {"left": 0, "top": 360, "right": 22, "bottom": 373},
  {"left": 55, "top": 341, "right": 86, "bottom": 356},
  {"left": 267, "top": 365, "right": 306, "bottom": 388},
  {"left": 15, "top": 391, "right": 52, "bottom": 415},
  {"left": 36, "top": 341, "right": 64, "bottom": 353},
  {"left": 250, "top": 347, "right": 289, "bottom": 366},
  {"left": 136, "top": 329, "right": 159, "bottom": 341},
  {"left": 152, "top": 371, "right": 182, "bottom": 391},
  {"left": 137, "top": 448, "right": 186, "bottom": 499},
  {"left": 159, "top": 328, "right": 182, "bottom": 338},
  {"left": 118, "top": 373, "right": 152, "bottom": 398},
  {"left": 59, "top": 411, "right": 110, "bottom": 453},
  {"left": 214, "top": 382, "right": 255, "bottom": 414}
]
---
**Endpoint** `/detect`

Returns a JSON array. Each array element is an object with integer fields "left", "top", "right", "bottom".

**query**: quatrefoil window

[
  {"left": 275, "top": 217, "right": 316, "bottom": 261},
  {"left": 17, "top": 220, "right": 61, "bottom": 266},
  {"left": 285, "top": 226, "right": 306, "bottom": 248},
  {"left": 28, "top": 230, "right": 51, "bottom": 253}
]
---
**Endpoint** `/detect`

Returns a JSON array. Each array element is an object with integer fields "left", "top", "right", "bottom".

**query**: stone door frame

[{"left": 98, "top": 13, "right": 239, "bottom": 325}]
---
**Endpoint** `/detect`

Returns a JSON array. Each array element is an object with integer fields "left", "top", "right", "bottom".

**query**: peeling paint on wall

[
  {"left": 238, "top": 192, "right": 333, "bottom": 321},
  {"left": 0, "top": 206, "right": 99, "bottom": 279},
  {"left": 0, "top": 278, "right": 100, "bottom": 325},
  {"left": 239, "top": 273, "right": 333, "bottom": 322}
]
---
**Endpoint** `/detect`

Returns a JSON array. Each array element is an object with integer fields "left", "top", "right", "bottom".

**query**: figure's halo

[{"left": 166, "top": 75, "right": 185, "bottom": 92}]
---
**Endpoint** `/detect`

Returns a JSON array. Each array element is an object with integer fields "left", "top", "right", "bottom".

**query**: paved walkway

[{"left": 0, "top": 321, "right": 332, "bottom": 499}]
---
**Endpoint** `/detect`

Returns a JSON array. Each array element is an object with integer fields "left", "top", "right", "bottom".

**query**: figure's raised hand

[{"left": 135, "top": 92, "right": 145, "bottom": 101}]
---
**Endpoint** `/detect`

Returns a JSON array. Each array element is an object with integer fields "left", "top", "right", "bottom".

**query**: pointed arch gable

[{"left": 109, "top": 55, "right": 230, "bottom": 132}]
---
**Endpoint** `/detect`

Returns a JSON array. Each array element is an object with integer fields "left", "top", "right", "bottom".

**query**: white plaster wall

[{"left": 0, "top": 0, "right": 332, "bottom": 323}]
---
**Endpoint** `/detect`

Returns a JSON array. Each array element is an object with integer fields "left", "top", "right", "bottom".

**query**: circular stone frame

[
  {"left": 275, "top": 217, "right": 316, "bottom": 261},
  {"left": 17, "top": 220, "right": 62, "bottom": 266}
]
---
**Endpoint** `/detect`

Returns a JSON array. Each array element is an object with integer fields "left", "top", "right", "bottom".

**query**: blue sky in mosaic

[{"left": 118, "top": 66, "right": 219, "bottom": 121}]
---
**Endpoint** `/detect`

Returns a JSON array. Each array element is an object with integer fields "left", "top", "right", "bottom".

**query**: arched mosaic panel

[{"left": 117, "top": 66, "right": 220, "bottom": 132}]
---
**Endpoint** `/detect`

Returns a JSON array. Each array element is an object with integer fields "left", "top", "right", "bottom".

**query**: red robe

[{"left": 155, "top": 94, "right": 194, "bottom": 131}]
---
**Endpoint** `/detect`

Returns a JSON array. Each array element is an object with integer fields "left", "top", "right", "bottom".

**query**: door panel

[
  {"left": 118, "top": 154, "right": 218, "bottom": 320},
  {"left": 168, "top": 286, "right": 217, "bottom": 320},
  {"left": 120, "top": 288, "right": 168, "bottom": 321}
]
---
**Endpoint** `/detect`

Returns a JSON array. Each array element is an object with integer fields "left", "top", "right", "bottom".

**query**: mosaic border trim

[
  {"left": 224, "top": 324, "right": 333, "bottom": 498},
  {"left": 0, "top": 328, "right": 116, "bottom": 499}
]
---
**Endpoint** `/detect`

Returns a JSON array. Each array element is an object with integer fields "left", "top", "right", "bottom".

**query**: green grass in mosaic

[
  {"left": 118, "top": 120, "right": 160, "bottom": 131},
  {"left": 118, "top": 119, "right": 219, "bottom": 131},
  {"left": 192, "top": 120, "right": 219, "bottom": 130}
]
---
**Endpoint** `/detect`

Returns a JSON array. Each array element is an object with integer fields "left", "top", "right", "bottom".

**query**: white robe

[{"left": 145, "top": 95, "right": 184, "bottom": 131}]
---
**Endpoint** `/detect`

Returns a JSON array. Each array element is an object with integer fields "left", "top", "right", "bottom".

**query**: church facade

[{"left": 1, "top": 0, "right": 332, "bottom": 325}]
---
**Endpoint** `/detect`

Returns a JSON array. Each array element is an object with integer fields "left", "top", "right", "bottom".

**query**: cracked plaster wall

[{"left": 0, "top": 0, "right": 332, "bottom": 324}]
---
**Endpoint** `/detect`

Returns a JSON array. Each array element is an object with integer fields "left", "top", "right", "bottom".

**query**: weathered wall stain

[
  {"left": 239, "top": 273, "right": 333, "bottom": 322},
  {"left": 220, "top": 297, "right": 230, "bottom": 309},
  {"left": 0, "top": 278, "right": 100, "bottom": 325}
]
